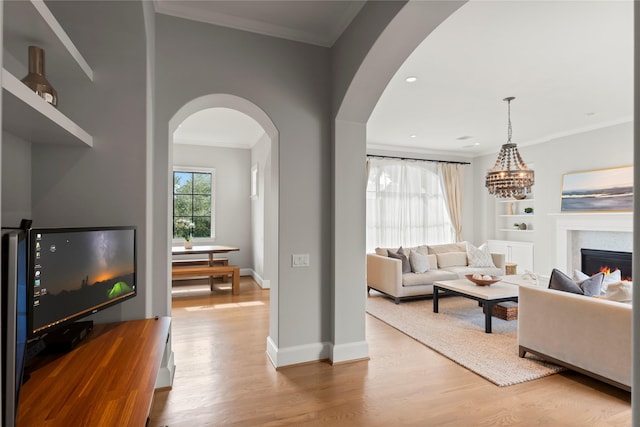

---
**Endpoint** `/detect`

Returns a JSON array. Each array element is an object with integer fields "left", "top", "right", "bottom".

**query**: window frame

[{"left": 172, "top": 166, "right": 216, "bottom": 243}]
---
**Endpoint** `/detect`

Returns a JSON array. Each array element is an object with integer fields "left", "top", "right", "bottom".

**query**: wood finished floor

[{"left": 149, "top": 277, "right": 631, "bottom": 426}]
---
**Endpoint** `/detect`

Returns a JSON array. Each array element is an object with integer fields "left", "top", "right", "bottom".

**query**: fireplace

[{"left": 581, "top": 248, "right": 632, "bottom": 280}]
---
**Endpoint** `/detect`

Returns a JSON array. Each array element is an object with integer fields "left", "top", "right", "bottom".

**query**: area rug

[{"left": 366, "top": 293, "right": 564, "bottom": 387}]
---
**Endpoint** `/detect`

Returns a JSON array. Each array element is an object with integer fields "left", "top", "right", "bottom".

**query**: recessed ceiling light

[
  {"left": 456, "top": 135, "right": 473, "bottom": 140},
  {"left": 410, "top": 134, "right": 417, "bottom": 138},
  {"left": 405, "top": 76, "right": 418, "bottom": 83}
]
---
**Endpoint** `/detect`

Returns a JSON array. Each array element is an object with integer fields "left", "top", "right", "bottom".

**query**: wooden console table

[{"left": 17, "top": 317, "right": 171, "bottom": 427}]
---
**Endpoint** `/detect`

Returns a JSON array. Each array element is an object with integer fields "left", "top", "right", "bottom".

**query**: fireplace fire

[{"left": 581, "top": 248, "right": 632, "bottom": 281}]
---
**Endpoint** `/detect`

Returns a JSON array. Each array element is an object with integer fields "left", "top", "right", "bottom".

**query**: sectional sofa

[
  {"left": 366, "top": 242, "right": 505, "bottom": 303},
  {"left": 518, "top": 284, "right": 631, "bottom": 391}
]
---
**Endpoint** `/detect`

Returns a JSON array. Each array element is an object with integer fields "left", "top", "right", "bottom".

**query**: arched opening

[{"left": 167, "top": 93, "right": 279, "bottom": 334}]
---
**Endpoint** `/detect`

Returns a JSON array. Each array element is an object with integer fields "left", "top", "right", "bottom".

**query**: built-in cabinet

[
  {"left": 487, "top": 239, "right": 534, "bottom": 274},
  {"left": 2, "top": 0, "right": 93, "bottom": 147}
]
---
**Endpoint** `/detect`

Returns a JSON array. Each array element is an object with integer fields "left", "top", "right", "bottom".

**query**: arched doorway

[
  {"left": 331, "top": 0, "right": 466, "bottom": 362},
  {"left": 167, "top": 93, "right": 279, "bottom": 326}
]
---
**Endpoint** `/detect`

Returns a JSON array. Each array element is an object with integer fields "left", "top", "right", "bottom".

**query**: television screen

[
  {"left": 28, "top": 226, "right": 136, "bottom": 337},
  {"left": 2, "top": 229, "right": 28, "bottom": 427}
]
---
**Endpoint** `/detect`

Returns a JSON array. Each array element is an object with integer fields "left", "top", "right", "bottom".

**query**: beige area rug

[{"left": 366, "top": 293, "right": 564, "bottom": 387}]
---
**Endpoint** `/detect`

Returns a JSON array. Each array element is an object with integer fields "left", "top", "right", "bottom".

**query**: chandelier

[{"left": 485, "top": 97, "right": 534, "bottom": 198}]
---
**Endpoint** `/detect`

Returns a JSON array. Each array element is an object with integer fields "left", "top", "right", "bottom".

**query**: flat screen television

[
  {"left": 1, "top": 229, "right": 28, "bottom": 427},
  {"left": 27, "top": 226, "right": 136, "bottom": 338}
]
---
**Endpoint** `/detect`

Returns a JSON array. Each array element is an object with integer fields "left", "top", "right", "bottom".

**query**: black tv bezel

[{"left": 26, "top": 225, "right": 137, "bottom": 338}]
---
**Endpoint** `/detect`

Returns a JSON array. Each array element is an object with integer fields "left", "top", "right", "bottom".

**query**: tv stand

[
  {"left": 18, "top": 317, "right": 171, "bottom": 427},
  {"left": 43, "top": 320, "right": 94, "bottom": 353}
]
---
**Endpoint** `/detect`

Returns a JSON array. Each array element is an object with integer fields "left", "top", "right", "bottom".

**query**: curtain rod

[{"left": 366, "top": 154, "right": 470, "bottom": 165}]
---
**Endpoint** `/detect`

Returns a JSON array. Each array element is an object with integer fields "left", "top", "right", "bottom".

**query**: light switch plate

[{"left": 292, "top": 254, "right": 310, "bottom": 267}]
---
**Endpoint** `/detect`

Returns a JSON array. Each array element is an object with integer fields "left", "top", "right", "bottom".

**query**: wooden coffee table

[{"left": 433, "top": 278, "right": 520, "bottom": 333}]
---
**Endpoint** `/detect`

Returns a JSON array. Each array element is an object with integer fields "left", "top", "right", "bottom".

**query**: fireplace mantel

[{"left": 549, "top": 212, "right": 633, "bottom": 272}]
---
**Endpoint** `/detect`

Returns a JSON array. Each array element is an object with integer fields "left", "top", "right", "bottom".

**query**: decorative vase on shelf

[
  {"left": 184, "top": 240, "right": 193, "bottom": 249},
  {"left": 21, "top": 45, "right": 58, "bottom": 107},
  {"left": 508, "top": 202, "right": 514, "bottom": 215}
]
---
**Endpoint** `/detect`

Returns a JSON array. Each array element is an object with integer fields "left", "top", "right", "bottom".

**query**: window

[
  {"left": 173, "top": 169, "right": 215, "bottom": 240},
  {"left": 366, "top": 158, "right": 454, "bottom": 252}
]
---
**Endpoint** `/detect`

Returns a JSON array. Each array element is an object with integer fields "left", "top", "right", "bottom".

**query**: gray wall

[
  {"left": 172, "top": 144, "right": 252, "bottom": 268},
  {"left": 472, "top": 122, "right": 633, "bottom": 275},
  {"left": 1, "top": 132, "right": 31, "bottom": 227},
  {"left": 29, "top": 1, "right": 149, "bottom": 323},
  {"left": 154, "top": 14, "right": 332, "bottom": 358}
]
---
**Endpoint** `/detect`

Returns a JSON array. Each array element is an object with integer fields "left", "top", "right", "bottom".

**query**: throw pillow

[
  {"left": 409, "top": 249, "right": 430, "bottom": 273},
  {"left": 605, "top": 281, "right": 633, "bottom": 302},
  {"left": 466, "top": 242, "right": 495, "bottom": 268},
  {"left": 574, "top": 268, "right": 621, "bottom": 293},
  {"left": 549, "top": 268, "right": 604, "bottom": 296},
  {"left": 388, "top": 247, "right": 411, "bottom": 273},
  {"left": 578, "top": 272, "right": 605, "bottom": 296}
]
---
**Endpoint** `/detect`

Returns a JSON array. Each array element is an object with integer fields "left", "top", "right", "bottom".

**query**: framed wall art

[{"left": 561, "top": 165, "right": 633, "bottom": 212}]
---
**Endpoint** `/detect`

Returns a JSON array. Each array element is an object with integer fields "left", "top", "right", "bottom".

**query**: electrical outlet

[{"left": 292, "top": 254, "right": 310, "bottom": 267}]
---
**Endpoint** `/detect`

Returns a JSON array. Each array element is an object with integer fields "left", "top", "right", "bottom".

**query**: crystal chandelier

[{"left": 485, "top": 97, "right": 534, "bottom": 198}]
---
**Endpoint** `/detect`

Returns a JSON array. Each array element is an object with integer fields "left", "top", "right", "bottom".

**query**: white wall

[
  {"left": 172, "top": 144, "right": 252, "bottom": 268},
  {"left": 473, "top": 122, "right": 633, "bottom": 275},
  {"left": 251, "top": 133, "right": 270, "bottom": 286}
]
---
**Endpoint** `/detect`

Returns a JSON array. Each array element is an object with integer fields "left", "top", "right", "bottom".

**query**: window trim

[{"left": 172, "top": 166, "right": 216, "bottom": 243}]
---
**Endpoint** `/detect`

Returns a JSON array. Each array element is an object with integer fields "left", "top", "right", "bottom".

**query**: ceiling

[{"left": 160, "top": 0, "right": 633, "bottom": 158}]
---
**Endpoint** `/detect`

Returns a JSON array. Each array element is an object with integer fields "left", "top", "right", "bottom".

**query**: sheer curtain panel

[{"left": 366, "top": 157, "right": 455, "bottom": 253}]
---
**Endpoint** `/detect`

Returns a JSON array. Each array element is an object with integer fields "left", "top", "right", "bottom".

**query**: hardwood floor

[{"left": 149, "top": 277, "right": 631, "bottom": 426}]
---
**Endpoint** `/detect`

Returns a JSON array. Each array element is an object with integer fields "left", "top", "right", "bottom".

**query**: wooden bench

[
  {"left": 172, "top": 258, "right": 230, "bottom": 282},
  {"left": 171, "top": 265, "right": 240, "bottom": 295},
  {"left": 171, "top": 258, "right": 228, "bottom": 267}
]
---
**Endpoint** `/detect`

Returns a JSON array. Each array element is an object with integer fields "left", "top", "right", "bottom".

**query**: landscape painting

[{"left": 561, "top": 166, "right": 633, "bottom": 212}]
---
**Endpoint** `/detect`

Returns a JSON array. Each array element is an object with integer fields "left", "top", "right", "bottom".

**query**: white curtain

[
  {"left": 366, "top": 157, "right": 455, "bottom": 253},
  {"left": 438, "top": 163, "right": 465, "bottom": 242}
]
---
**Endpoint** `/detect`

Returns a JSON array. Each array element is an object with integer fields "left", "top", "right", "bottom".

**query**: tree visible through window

[{"left": 173, "top": 170, "right": 214, "bottom": 239}]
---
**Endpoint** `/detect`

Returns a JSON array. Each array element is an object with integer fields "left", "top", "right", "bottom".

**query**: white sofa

[
  {"left": 366, "top": 242, "right": 505, "bottom": 303},
  {"left": 518, "top": 284, "right": 631, "bottom": 391}
]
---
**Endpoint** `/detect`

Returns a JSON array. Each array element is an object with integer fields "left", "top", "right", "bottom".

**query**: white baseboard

[
  {"left": 250, "top": 270, "right": 271, "bottom": 289},
  {"left": 266, "top": 336, "right": 330, "bottom": 367},
  {"left": 331, "top": 341, "right": 369, "bottom": 364}
]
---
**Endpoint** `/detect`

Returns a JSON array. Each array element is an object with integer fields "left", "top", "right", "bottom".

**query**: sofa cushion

[
  {"left": 374, "top": 247, "right": 388, "bottom": 256},
  {"left": 427, "top": 254, "right": 437, "bottom": 270},
  {"left": 402, "top": 269, "right": 458, "bottom": 286},
  {"left": 388, "top": 247, "right": 411, "bottom": 273},
  {"left": 549, "top": 268, "right": 604, "bottom": 296},
  {"left": 436, "top": 252, "right": 468, "bottom": 268},
  {"left": 409, "top": 249, "right": 430, "bottom": 273},
  {"left": 427, "top": 242, "right": 467, "bottom": 254},
  {"left": 466, "top": 242, "right": 495, "bottom": 267}
]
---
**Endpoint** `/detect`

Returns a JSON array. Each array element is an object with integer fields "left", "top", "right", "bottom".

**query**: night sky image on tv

[{"left": 32, "top": 229, "right": 135, "bottom": 332}]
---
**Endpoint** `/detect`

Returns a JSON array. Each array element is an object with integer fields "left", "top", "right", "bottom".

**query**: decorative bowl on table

[{"left": 465, "top": 274, "right": 501, "bottom": 286}]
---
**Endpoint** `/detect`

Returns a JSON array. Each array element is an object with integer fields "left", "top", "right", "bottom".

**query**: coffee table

[{"left": 433, "top": 278, "right": 520, "bottom": 333}]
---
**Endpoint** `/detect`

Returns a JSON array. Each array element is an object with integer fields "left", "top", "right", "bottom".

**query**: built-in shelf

[
  {"left": 499, "top": 214, "right": 534, "bottom": 218},
  {"left": 499, "top": 228, "right": 534, "bottom": 233},
  {"left": 4, "top": 0, "right": 94, "bottom": 83},
  {"left": 2, "top": 69, "right": 92, "bottom": 146}
]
